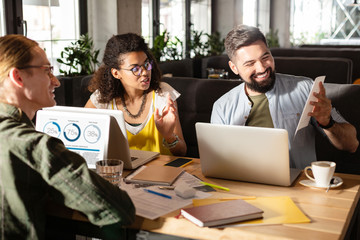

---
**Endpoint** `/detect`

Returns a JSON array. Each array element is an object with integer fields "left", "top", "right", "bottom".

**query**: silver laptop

[
  {"left": 38, "top": 106, "right": 159, "bottom": 169},
  {"left": 195, "top": 123, "right": 301, "bottom": 186}
]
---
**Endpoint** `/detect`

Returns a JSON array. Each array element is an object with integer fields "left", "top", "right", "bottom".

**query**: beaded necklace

[{"left": 120, "top": 93, "right": 147, "bottom": 119}]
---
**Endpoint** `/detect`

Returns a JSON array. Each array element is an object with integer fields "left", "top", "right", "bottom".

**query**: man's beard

[{"left": 245, "top": 68, "right": 276, "bottom": 93}]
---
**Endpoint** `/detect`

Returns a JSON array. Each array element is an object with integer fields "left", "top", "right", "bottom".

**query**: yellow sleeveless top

[{"left": 112, "top": 92, "right": 172, "bottom": 155}]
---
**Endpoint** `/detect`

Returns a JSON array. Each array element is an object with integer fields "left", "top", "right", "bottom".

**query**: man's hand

[
  {"left": 308, "top": 81, "right": 358, "bottom": 152},
  {"left": 308, "top": 81, "right": 332, "bottom": 126}
]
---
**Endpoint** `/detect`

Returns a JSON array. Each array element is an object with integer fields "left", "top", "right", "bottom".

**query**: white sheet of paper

[
  {"left": 294, "top": 76, "right": 326, "bottom": 136},
  {"left": 122, "top": 172, "right": 211, "bottom": 220}
]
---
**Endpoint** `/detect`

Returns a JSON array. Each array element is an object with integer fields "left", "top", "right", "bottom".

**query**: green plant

[
  {"left": 188, "top": 30, "right": 208, "bottom": 58},
  {"left": 151, "top": 30, "right": 168, "bottom": 62},
  {"left": 312, "top": 31, "right": 330, "bottom": 43},
  {"left": 165, "top": 36, "right": 183, "bottom": 61},
  {"left": 151, "top": 30, "right": 183, "bottom": 62},
  {"left": 152, "top": 29, "right": 225, "bottom": 62},
  {"left": 206, "top": 31, "right": 225, "bottom": 56},
  {"left": 290, "top": 31, "right": 311, "bottom": 46},
  {"left": 57, "top": 33, "right": 100, "bottom": 76},
  {"left": 266, "top": 29, "right": 280, "bottom": 48}
]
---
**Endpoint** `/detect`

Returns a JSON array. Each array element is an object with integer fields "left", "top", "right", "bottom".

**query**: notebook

[
  {"left": 124, "top": 165, "right": 184, "bottom": 185},
  {"left": 195, "top": 123, "right": 301, "bottom": 186},
  {"left": 37, "top": 106, "right": 159, "bottom": 169},
  {"left": 181, "top": 199, "right": 263, "bottom": 227}
]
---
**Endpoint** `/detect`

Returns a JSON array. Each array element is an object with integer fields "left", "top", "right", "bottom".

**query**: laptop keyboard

[{"left": 131, "top": 157, "right": 138, "bottom": 161}]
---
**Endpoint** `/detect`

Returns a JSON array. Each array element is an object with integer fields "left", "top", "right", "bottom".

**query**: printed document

[
  {"left": 295, "top": 76, "right": 326, "bottom": 137},
  {"left": 122, "top": 172, "right": 210, "bottom": 220}
]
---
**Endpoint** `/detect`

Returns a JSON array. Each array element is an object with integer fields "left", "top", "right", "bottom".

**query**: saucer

[{"left": 299, "top": 176, "right": 343, "bottom": 189}]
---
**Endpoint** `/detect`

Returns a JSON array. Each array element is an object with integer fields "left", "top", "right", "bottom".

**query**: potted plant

[
  {"left": 56, "top": 33, "right": 100, "bottom": 106},
  {"left": 187, "top": 30, "right": 225, "bottom": 77},
  {"left": 151, "top": 29, "right": 183, "bottom": 62},
  {"left": 57, "top": 33, "right": 100, "bottom": 76},
  {"left": 266, "top": 29, "right": 280, "bottom": 48},
  {"left": 206, "top": 31, "right": 225, "bottom": 56}
]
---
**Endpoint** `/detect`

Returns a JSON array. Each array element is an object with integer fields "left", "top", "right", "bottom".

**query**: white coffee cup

[{"left": 304, "top": 161, "right": 336, "bottom": 188}]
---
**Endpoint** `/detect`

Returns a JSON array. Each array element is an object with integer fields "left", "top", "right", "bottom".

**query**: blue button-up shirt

[{"left": 211, "top": 73, "right": 346, "bottom": 169}]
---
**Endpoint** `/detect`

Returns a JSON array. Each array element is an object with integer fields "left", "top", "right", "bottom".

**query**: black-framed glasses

[
  {"left": 120, "top": 61, "right": 153, "bottom": 76},
  {"left": 18, "top": 65, "right": 54, "bottom": 76}
]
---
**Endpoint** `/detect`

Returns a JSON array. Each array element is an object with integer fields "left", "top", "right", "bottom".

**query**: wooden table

[
  {"left": 47, "top": 155, "right": 360, "bottom": 240},
  {"left": 131, "top": 155, "right": 360, "bottom": 240}
]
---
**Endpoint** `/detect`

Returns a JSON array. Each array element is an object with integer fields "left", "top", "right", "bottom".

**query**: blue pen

[{"left": 144, "top": 189, "right": 172, "bottom": 199}]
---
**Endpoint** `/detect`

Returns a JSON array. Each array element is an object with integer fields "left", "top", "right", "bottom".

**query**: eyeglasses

[
  {"left": 120, "top": 61, "right": 153, "bottom": 76},
  {"left": 19, "top": 65, "right": 54, "bottom": 76}
]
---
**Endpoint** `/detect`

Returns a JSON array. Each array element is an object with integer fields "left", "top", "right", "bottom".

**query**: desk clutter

[
  {"left": 119, "top": 163, "right": 311, "bottom": 227},
  {"left": 121, "top": 171, "right": 212, "bottom": 220}
]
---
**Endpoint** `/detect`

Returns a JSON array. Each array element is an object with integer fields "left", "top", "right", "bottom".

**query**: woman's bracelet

[{"left": 162, "top": 134, "right": 180, "bottom": 149}]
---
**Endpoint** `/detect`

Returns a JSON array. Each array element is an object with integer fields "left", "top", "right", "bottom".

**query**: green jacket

[{"left": 0, "top": 103, "right": 135, "bottom": 239}]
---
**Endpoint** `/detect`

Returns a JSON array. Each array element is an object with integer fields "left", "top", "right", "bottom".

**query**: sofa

[
  {"left": 55, "top": 75, "right": 360, "bottom": 174},
  {"left": 158, "top": 58, "right": 201, "bottom": 78},
  {"left": 270, "top": 47, "right": 360, "bottom": 83},
  {"left": 274, "top": 57, "right": 352, "bottom": 84},
  {"left": 161, "top": 77, "right": 360, "bottom": 174},
  {"left": 200, "top": 54, "right": 353, "bottom": 84}
]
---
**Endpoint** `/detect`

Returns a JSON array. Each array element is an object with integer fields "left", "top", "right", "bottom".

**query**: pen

[
  {"left": 200, "top": 181, "right": 230, "bottom": 191},
  {"left": 158, "top": 186, "right": 175, "bottom": 190},
  {"left": 220, "top": 196, "right": 256, "bottom": 200},
  {"left": 144, "top": 189, "right": 172, "bottom": 199}
]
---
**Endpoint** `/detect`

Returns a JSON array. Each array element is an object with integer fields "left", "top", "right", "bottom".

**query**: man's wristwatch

[{"left": 318, "top": 116, "right": 335, "bottom": 129}]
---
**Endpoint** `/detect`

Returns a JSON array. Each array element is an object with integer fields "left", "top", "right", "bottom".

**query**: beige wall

[
  {"left": 212, "top": 0, "right": 271, "bottom": 43},
  {"left": 87, "top": 0, "right": 142, "bottom": 63},
  {"left": 270, "top": 0, "right": 291, "bottom": 47},
  {"left": 88, "top": 0, "right": 117, "bottom": 61},
  {"left": 212, "top": 0, "right": 243, "bottom": 40},
  {"left": 117, "top": 0, "right": 141, "bottom": 35}
]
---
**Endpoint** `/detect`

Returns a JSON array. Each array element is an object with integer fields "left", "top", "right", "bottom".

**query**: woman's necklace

[{"left": 120, "top": 93, "right": 147, "bottom": 119}]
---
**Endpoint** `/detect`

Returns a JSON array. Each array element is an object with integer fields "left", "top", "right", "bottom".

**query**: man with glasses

[{"left": 0, "top": 35, "right": 135, "bottom": 239}]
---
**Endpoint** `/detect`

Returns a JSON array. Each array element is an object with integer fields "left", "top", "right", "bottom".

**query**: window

[
  {"left": 3, "top": 0, "right": 85, "bottom": 75},
  {"left": 0, "top": 1, "right": 5, "bottom": 36},
  {"left": 290, "top": 0, "right": 360, "bottom": 45},
  {"left": 191, "top": 0, "right": 211, "bottom": 34},
  {"left": 159, "top": 0, "right": 186, "bottom": 44},
  {"left": 22, "top": 0, "right": 80, "bottom": 75},
  {"left": 243, "top": 0, "right": 270, "bottom": 34},
  {"left": 141, "top": 0, "right": 152, "bottom": 45},
  {"left": 141, "top": 0, "right": 211, "bottom": 58}
]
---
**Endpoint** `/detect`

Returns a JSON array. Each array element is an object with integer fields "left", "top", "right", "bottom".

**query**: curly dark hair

[{"left": 88, "top": 33, "right": 161, "bottom": 103}]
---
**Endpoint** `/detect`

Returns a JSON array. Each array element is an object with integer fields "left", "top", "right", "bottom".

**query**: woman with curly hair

[{"left": 85, "top": 33, "right": 187, "bottom": 156}]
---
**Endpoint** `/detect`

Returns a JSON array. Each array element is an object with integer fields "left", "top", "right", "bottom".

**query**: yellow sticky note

[{"left": 243, "top": 196, "right": 311, "bottom": 224}]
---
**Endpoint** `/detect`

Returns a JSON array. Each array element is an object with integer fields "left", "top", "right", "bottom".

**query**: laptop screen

[
  {"left": 195, "top": 122, "right": 300, "bottom": 186},
  {"left": 36, "top": 106, "right": 131, "bottom": 169}
]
